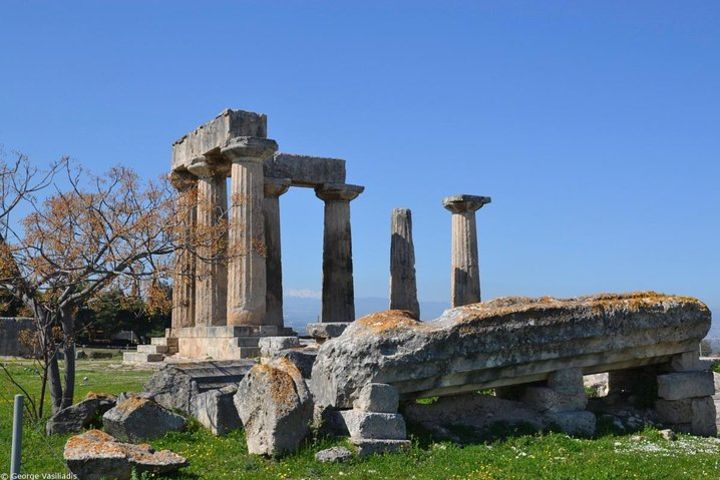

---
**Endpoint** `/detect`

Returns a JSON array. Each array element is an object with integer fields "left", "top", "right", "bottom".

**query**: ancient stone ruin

[{"left": 94, "top": 108, "right": 716, "bottom": 466}]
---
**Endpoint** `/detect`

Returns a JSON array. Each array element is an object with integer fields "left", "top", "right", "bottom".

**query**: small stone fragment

[
  {"left": 315, "top": 446, "right": 353, "bottom": 463},
  {"left": 659, "top": 429, "right": 676, "bottom": 441},
  {"left": 339, "top": 410, "right": 407, "bottom": 440}
]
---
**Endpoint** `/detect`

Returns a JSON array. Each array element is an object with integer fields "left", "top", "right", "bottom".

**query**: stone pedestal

[
  {"left": 389, "top": 208, "right": 420, "bottom": 319},
  {"left": 315, "top": 183, "right": 364, "bottom": 323},
  {"left": 263, "top": 178, "right": 291, "bottom": 327},
  {"left": 187, "top": 158, "right": 229, "bottom": 326},
  {"left": 170, "top": 171, "right": 197, "bottom": 330},
  {"left": 221, "top": 137, "right": 278, "bottom": 326},
  {"left": 442, "top": 194, "right": 491, "bottom": 307}
]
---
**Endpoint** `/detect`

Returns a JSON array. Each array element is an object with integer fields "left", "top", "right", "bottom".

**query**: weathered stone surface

[
  {"left": 234, "top": 358, "right": 313, "bottom": 456},
  {"left": 657, "top": 371, "right": 715, "bottom": 401},
  {"left": 520, "top": 385, "right": 587, "bottom": 413},
  {"left": 172, "top": 109, "right": 267, "bottom": 170},
  {"left": 339, "top": 410, "right": 406, "bottom": 440},
  {"left": 311, "top": 293, "right": 711, "bottom": 409},
  {"left": 307, "top": 322, "right": 350, "bottom": 340},
  {"left": 276, "top": 348, "right": 318, "bottom": 379},
  {"left": 266, "top": 153, "right": 346, "bottom": 187},
  {"left": 103, "top": 396, "right": 186, "bottom": 443},
  {"left": 669, "top": 348, "right": 704, "bottom": 372},
  {"left": 353, "top": 383, "right": 399, "bottom": 413},
  {"left": 351, "top": 438, "right": 411, "bottom": 457},
  {"left": 193, "top": 385, "right": 241, "bottom": 436},
  {"left": 389, "top": 208, "right": 420, "bottom": 319},
  {"left": 144, "top": 360, "right": 253, "bottom": 414},
  {"left": 259, "top": 336, "right": 301, "bottom": 357},
  {"left": 46, "top": 392, "right": 116, "bottom": 435},
  {"left": 545, "top": 411, "right": 596, "bottom": 437},
  {"left": 64, "top": 429, "right": 187, "bottom": 480},
  {"left": 442, "top": 194, "right": 491, "bottom": 307},
  {"left": 656, "top": 396, "right": 717, "bottom": 436},
  {"left": 315, "top": 446, "right": 353, "bottom": 463}
]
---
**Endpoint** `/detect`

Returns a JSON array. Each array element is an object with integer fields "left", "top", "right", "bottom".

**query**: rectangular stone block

[
  {"left": 265, "top": 153, "right": 346, "bottom": 187},
  {"left": 657, "top": 371, "right": 715, "bottom": 401},
  {"left": 690, "top": 396, "right": 717, "bottom": 436},
  {"left": 192, "top": 385, "right": 242, "bottom": 436},
  {"left": 353, "top": 384, "right": 399, "bottom": 414},
  {"left": 259, "top": 336, "right": 301, "bottom": 357},
  {"left": 351, "top": 438, "right": 411, "bottom": 457},
  {"left": 172, "top": 109, "right": 267, "bottom": 169},
  {"left": 339, "top": 410, "right": 406, "bottom": 440},
  {"left": 520, "top": 386, "right": 587, "bottom": 413},
  {"left": 668, "top": 348, "right": 704, "bottom": 372},
  {"left": 655, "top": 398, "right": 693, "bottom": 424}
]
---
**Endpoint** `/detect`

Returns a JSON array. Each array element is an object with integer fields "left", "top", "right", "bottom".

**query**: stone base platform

[{"left": 174, "top": 325, "right": 296, "bottom": 360}]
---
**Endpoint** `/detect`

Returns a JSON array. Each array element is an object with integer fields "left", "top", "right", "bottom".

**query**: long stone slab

[
  {"left": 172, "top": 109, "right": 267, "bottom": 170},
  {"left": 311, "top": 293, "right": 711, "bottom": 408},
  {"left": 265, "top": 153, "right": 346, "bottom": 187}
]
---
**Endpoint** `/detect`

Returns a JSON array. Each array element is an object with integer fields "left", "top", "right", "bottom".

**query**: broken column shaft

[
  {"left": 389, "top": 208, "right": 420, "bottom": 319},
  {"left": 222, "top": 137, "right": 278, "bottom": 326},
  {"left": 187, "top": 158, "right": 229, "bottom": 326},
  {"left": 443, "top": 194, "right": 491, "bottom": 307},
  {"left": 315, "top": 183, "right": 364, "bottom": 323},
  {"left": 263, "top": 178, "right": 291, "bottom": 327}
]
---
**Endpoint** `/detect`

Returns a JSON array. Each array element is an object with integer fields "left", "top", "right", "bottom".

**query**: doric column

[
  {"left": 442, "top": 194, "right": 491, "bottom": 307},
  {"left": 170, "top": 170, "right": 197, "bottom": 330},
  {"left": 315, "top": 183, "right": 364, "bottom": 323},
  {"left": 187, "top": 157, "right": 230, "bottom": 326},
  {"left": 264, "top": 178, "right": 291, "bottom": 327},
  {"left": 389, "top": 208, "right": 420, "bottom": 319},
  {"left": 221, "top": 137, "right": 278, "bottom": 326}
]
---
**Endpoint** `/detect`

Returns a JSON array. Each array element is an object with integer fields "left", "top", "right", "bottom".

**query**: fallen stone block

[
  {"left": 276, "top": 348, "right": 317, "bottom": 379},
  {"left": 351, "top": 438, "right": 411, "bottom": 457},
  {"left": 315, "top": 446, "right": 353, "bottom": 463},
  {"left": 657, "top": 371, "right": 715, "bottom": 401},
  {"left": 64, "top": 429, "right": 187, "bottom": 480},
  {"left": 306, "top": 322, "right": 350, "bottom": 341},
  {"left": 339, "top": 410, "right": 407, "bottom": 440},
  {"left": 234, "top": 358, "right": 313, "bottom": 456},
  {"left": 544, "top": 410, "right": 596, "bottom": 437},
  {"left": 103, "top": 396, "right": 186, "bottom": 443},
  {"left": 259, "top": 336, "right": 300, "bottom": 357},
  {"left": 312, "top": 293, "right": 711, "bottom": 409},
  {"left": 353, "top": 383, "right": 399, "bottom": 413},
  {"left": 193, "top": 385, "right": 241, "bottom": 436},
  {"left": 46, "top": 392, "right": 116, "bottom": 435},
  {"left": 144, "top": 360, "right": 253, "bottom": 414}
]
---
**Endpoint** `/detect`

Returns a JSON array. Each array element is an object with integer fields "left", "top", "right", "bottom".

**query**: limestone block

[
  {"left": 259, "top": 336, "right": 300, "bottom": 357},
  {"left": 276, "top": 348, "right": 317, "bottom": 379},
  {"left": 351, "top": 438, "right": 411, "bottom": 457},
  {"left": 307, "top": 322, "right": 350, "bottom": 340},
  {"left": 544, "top": 411, "right": 596, "bottom": 437},
  {"left": 64, "top": 430, "right": 187, "bottom": 480},
  {"left": 353, "top": 383, "right": 399, "bottom": 413},
  {"left": 656, "top": 396, "right": 717, "bottom": 436},
  {"left": 669, "top": 348, "right": 704, "bottom": 372},
  {"left": 193, "top": 385, "right": 242, "bottom": 436},
  {"left": 547, "top": 368, "right": 585, "bottom": 395},
  {"left": 311, "top": 293, "right": 711, "bottom": 409},
  {"left": 657, "top": 371, "right": 715, "bottom": 401},
  {"left": 655, "top": 398, "right": 693, "bottom": 424},
  {"left": 265, "top": 153, "right": 346, "bottom": 187},
  {"left": 520, "top": 386, "right": 587, "bottom": 413},
  {"left": 315, "top": 446, "right": 353, "bottom": 463},
  {"left": 102, "top": 396, "right": 186, "bottom": 443},
  {"left": 234, "top": 358, "right": 313, "bottom": 456},
  {"left": 691, "top": 397, "right": 717, "bottom": 436},
  {"left": 339, "top": 410, "right": 407, "bottom": 440},
  {"left": 47, "top": 393, "right": 116, "bottom": 435}
]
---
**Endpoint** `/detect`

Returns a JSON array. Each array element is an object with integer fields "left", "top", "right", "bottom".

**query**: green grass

[{"left": 3, "top": 359, "right": 720, "bottom": 479}]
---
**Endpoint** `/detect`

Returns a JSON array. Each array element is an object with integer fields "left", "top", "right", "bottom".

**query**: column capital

[
  {"left": 264, "top": 178, "right": 291, "bottom": 198},
  {"left": 169, "top": 170, "right": 197, "bottom": 191},
  {"left": 315, "top": 183, "right": 364, "bottom": 202},
  {"left": 187, "top": 156, "right": 230, "bottom": 178},
  {"left": 221, "top": 136, "right": 278, "bottom": 164},
  {"left": 442, "top": 194, "right": 491, "bottom": 214}
]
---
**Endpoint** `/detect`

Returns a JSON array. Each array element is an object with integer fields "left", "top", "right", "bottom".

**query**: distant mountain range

[{"left": 283, "top": 296, "right": 448, "bottom": 334}]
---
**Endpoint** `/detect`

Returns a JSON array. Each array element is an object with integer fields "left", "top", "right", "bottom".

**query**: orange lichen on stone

[
  {"left": 355, "top": 310, "right": 423, "bottom": 333},
  {"left": 85, "top": 392, "right": 116, "bottom": 401},
  {"left": 114, "top": 395, "right": 150, "bottom": 413},
  {"left": 251, "top": 363, "right": 297, "bottom": 406}
]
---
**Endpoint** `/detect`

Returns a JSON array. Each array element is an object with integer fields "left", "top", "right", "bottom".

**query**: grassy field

[{"left": 2, "top": 359, "right": 720, "bottom": 479}]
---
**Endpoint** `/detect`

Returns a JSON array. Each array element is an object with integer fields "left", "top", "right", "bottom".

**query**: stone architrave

[
  {"left": 221, "top": 137, "right": 278, "bottom": 326},
  {"left": 187, "top": 158, "right": 229, "bottom": 326},
  {"left": 389, "top": 208, "right": 420, "bottom": 319},
  {"left": 315, "top": 183, "right": 364, "bottom": 323},
  {"left": 263, "top": 178, "right": 291, "bottom": 326},
  {"left": 170, "top": 171, "right": 197, "bottom": 330},
  {"left": 442, "top": 194, "right": 491, "bottom": 307}
]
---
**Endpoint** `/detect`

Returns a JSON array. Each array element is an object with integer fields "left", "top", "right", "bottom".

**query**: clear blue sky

[{"left": 1, "top": 1, "right": 718, "bottom": 314}]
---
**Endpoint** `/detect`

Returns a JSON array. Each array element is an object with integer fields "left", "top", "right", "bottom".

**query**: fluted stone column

[
  {"left": 443, "top": 194, "right": 491, "bottom": 307},
  {"left": 315, "top": 183, "right": 364, "bottom": 323},
  {"left": 389, "top": 208, "right": 420, "bottom": 319},
  {"left": 187, "top": 157, "right": 229, "bottom": 326},
  {"left": 221, "top": 137, "right": 278, "bottom": 326},
  {"left": 170, "top": 171, "right": 197, "bottom": 330},
  {"left": 264, "top": 178, "right": 291, "bottom": 327}
]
